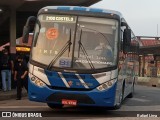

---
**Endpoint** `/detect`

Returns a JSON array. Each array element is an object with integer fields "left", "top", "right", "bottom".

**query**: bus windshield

[{"left": 31, "top": 14, "right": 119, "bottom": 70}]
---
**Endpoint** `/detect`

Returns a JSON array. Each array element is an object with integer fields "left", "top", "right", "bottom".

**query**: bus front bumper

[{"left": 28, "top": 80, "right": 117, "bottom": 107}]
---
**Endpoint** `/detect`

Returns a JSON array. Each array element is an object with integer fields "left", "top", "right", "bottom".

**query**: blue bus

[{"left": 22, "top": 6, "right": 139, "bottom": 109}]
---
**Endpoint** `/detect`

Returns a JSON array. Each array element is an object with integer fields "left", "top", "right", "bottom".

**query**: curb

[{"left": 137, "top": 77, "right": 160, "bottom": 87}]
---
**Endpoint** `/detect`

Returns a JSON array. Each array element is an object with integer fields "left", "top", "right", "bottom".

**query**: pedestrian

[
  {"left": 0, "top": 48, "right": 14, "bottom": 92},
  {"left": 14, "top": 55, "right": 28, "bottom": 100}
]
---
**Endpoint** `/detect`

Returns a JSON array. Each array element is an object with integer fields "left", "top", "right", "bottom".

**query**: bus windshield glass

[{"left": 31, "top": 14, "right": 119, "bottom": 70}]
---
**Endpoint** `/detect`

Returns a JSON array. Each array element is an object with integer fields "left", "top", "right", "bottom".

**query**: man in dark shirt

[{"left": 14, "top": 55, "right": 28, "bottom": 100}]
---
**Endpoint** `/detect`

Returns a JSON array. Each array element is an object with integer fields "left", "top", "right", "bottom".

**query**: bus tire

[
  {"left": 114, "top": 82, "right": 125, "bottom": 109},
  {"left": 127, "top": 78, "right": 135, "bottom": 98},
  {"left": 120, "top": 82, "right": 125, "bottom": 105},
  {"left": 47, "top": 103, "right": 63, "bottom": 109},
  {"left": 112, "top": 104, "right": 121, "bottom": 110}
]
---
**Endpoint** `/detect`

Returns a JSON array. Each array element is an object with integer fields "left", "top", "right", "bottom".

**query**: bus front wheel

[
  {"left": 47, "top": 103, "right": 64, "bottom": 109},
  {"left": 112, "top": 84, "right": 125, "bottom": 110},
  {"left": 127, "top": 79, "right": 135, "bottom": 98}
]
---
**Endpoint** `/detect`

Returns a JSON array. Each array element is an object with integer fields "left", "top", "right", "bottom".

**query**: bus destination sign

[{"left": 42, "top": 15, "right": 76, "bottom": 23}]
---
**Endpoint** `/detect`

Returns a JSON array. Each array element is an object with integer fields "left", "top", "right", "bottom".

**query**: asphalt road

[{"left": 0, "top": 85, "right": 160, "bottom": 119}]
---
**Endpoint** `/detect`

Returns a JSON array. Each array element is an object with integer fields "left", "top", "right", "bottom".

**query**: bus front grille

[
  {"left": 46, "top": 93, "right": 95, "bottom": 105},
  {"left": 48, "top": 86, "right": 94, "bottom": 91}
]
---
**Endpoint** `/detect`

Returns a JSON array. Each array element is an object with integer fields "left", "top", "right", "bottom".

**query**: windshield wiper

[
  {"left": 78, "top": 29, "right": 82, "bottom": 58},
  {"left": 47, "top": 29, "right": 72, "bottom": 70},
  {"left": 68, "top": 29, "right": 72, "bottom": 57},
  {"left": 78, "top": 29, "right": 95, "bottom": 70}
]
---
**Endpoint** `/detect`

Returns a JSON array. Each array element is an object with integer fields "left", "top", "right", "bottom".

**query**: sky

[{"left": 92, "top": 0, "right": 160, "bottom": 37}]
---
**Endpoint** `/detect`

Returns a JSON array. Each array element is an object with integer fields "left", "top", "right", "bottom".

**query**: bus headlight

[
  {"left": 97, "top": 78, "right": 116, "bottom": 91},
  {"left": 30, "top": 76, "right": 45, "bottom": 87}
]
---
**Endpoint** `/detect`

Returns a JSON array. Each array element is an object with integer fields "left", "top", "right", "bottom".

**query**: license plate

[{"left": 62, "top": 99, "right": 77, "bottom": 106}]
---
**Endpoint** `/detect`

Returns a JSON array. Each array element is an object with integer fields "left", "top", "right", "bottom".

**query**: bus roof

[{"left": 40, "top": 6, "right": 122, "bottom": 17}]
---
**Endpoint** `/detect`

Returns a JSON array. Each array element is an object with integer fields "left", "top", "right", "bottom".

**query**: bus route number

[{"left": 59, "top": 58, "right": 71, "bottom": 67}]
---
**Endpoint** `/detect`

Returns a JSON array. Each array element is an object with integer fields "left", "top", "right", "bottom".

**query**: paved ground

[
  {"left": 0, "top": 88, "right": 27, "bottom": 101},
  {"left": 0, "top": 85, "right": 160, "bottom": 118},
  {"left": 0, "top": 87, "right": 160, "bottom": 120},
  {"left": 0, "top": 85, "right": 160, "bottom": 111}
]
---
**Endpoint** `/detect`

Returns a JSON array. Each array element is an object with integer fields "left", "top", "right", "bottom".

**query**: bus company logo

[
  {"left": 2, "top": 112, "right": 11, "bottom": 117},
  {"left": 46, "top": 28, "right": 59, "bottom": 40},
  {"left": 68, "top": 81, "right": 73, "bottom": 86}
]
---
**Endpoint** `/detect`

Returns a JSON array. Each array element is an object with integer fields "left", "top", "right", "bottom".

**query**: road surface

[{"left": 0, "top": 85, "right": 160, "bottom": 119}]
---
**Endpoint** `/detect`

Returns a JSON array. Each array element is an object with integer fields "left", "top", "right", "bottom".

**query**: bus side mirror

[
  {"left": 22, "top": 26, "right": 30, "bottom": 43},
  {"left": 22, "top": 16, "right": 36, "bottom": 43},
  {"left": 123, "top": 28, "right": 131, "bottom": 46}
]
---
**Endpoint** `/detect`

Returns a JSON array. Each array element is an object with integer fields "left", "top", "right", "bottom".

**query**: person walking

[
  {"left": 0, "top": 48, "right": 13, "bottom": 92},
  {"left": 14, "top": 55, "right": 28, "bottom": 100}
]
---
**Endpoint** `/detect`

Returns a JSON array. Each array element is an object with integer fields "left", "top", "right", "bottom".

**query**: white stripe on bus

[
  {"left": 75, "top": 74, "right": 89, "bottom": 89},
  {"left": 58, "top": 72, "right": 70, "bottom": 88}
]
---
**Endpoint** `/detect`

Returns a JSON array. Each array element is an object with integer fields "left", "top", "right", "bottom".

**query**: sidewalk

[
  {"left": 137, "top": 77, "right": 160, "bottom": 87},
  {"left": 0, "top": 89, "right": 27, "bottom": 101}
]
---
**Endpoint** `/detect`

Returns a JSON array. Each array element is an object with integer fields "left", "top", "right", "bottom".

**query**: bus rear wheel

[{"left": 47, "top": 103, "right": 64, "bottom": 109}]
